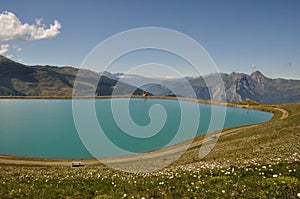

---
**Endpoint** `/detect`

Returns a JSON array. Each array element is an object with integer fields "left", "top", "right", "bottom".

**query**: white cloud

[
  {"left": 0, "top": 11, "right": 62, "bottom": 42},
  {"left": 0, "top": 44, "right": 9, "bottom": 54}
]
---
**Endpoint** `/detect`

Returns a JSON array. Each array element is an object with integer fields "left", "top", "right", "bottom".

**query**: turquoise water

[{"left": 0, "top": 99, "right": 273, "bottom": 159}]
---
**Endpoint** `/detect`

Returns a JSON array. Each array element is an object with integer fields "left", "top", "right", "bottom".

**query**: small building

[{"left": 71, "top": 162, "right": 84, "bottom": 167}]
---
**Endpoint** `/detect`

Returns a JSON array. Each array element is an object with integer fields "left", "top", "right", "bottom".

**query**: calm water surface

[{"left": 0, "top": 99, "right": 273, "bottom": 159}]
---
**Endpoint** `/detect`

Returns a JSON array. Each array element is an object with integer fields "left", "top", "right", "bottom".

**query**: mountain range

[{"left": 0, "top": 55, "right": 299, "bottom": 104}]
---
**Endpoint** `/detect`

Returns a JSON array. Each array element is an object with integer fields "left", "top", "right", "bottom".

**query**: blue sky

[{"left": 0, "top": 0, "right": 299, "bottom": 79}]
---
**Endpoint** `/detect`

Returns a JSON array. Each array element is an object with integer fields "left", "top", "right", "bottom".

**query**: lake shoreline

[
  {"left": 0, "top": 94, "right": 267, "bottom": 108},
  {"left": 0, "top": 101, "right": 286, "bottom": 166}
]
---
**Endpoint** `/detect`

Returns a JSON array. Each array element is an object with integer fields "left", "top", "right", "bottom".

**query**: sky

[{"left": 0, "top": 0, "right": 299, "bottom": 79}]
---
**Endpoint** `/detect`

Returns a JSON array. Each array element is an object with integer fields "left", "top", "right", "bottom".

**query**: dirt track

[{"left": 274, "top": 107, "right": 289, "bottom": 119}]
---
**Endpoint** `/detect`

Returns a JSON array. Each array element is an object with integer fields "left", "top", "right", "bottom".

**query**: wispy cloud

[
  {"left": 12, "top": 44, "right": 22, "bottom": 52},
  {"left": 6, "top": 54, "right": 14, "bottom": 59},
  {"left": 0, "top": 44, "right": 9, "bottom": 55},
  {"left": 0, "top": 11, "right": 62, "bottom": 42}
]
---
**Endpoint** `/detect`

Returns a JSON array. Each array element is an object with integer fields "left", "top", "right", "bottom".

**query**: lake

[{"left": 0, "top": 98, "right": 273, "bottom": 159}]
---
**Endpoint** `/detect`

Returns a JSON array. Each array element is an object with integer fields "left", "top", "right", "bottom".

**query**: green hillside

[{"left": 0, "top": 55, "right": 144, "bottom": 96}]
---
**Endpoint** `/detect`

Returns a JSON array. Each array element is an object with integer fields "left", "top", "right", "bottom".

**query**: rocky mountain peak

[{"left": 250, "top": 70, "right": 267, "bottom": 84}]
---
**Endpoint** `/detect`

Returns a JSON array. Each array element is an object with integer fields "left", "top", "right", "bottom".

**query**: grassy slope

[
  {"left": 0, "top": 103, "right": 299, "bottom": 198},
  {"left": 173, "top": 103, "right": 300, "bottom": 168}
]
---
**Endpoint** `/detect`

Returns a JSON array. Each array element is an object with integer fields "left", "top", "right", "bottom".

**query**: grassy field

[{"left": 0, "top": 102, "right": 299, "bottom": 198}]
